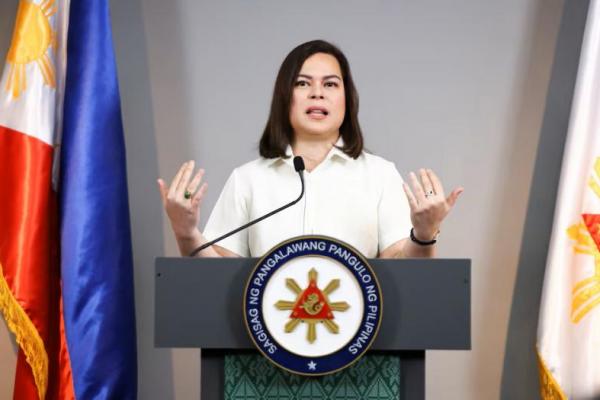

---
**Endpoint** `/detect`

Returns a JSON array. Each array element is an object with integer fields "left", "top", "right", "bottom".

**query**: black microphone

[{"left": 189, "top": 156, "right": 306, "bottom": 257}]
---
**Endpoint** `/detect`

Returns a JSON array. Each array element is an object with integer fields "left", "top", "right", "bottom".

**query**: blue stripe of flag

[{"left": 59, "top": 1, "right": 137, "bottom": 398}]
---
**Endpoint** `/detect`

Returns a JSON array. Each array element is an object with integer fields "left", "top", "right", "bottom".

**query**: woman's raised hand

[
  {"left": 157, "top": 161, "right": 208, "bottom": 239},
  {"left": 402, "top": 168, "right": 463, "bottom": 241}
]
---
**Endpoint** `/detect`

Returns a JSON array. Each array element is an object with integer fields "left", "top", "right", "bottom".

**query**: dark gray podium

[{"left": 155, "top": 258, "right": 470, "bottom": 399}]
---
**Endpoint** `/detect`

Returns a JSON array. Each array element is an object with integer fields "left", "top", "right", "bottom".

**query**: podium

[{"left": 155, "top": 257, "right": 470, "bottom": 399}]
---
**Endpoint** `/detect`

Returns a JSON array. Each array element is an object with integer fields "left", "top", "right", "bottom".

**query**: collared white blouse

[{"left": 203, "top": 145, "right": 411, "bottom": 258}]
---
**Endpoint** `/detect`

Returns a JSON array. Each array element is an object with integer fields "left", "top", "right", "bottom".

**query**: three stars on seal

[{"left": 275, "top": 268, "right": 350, "bottom": 343}]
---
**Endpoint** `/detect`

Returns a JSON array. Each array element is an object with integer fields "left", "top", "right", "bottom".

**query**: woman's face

[{"left": 289, "top": 53, "right": 346, "bottom": 141}]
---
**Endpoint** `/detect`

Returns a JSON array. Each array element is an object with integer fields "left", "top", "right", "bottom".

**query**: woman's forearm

[
  {"left": 400, "top": 238, "right": 436, "bottom": 258},
  {"left": 175, "top": 228, "right": 222, "bottom": 257}
]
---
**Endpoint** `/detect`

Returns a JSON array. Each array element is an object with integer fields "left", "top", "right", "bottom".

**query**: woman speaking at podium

[{"left": 158, "top": 40, "right": 462, "bottom": 398}]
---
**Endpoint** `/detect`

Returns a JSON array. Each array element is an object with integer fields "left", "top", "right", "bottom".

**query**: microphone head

[{"left": 293, "top": 156, "right": 305, "bottom": 172}]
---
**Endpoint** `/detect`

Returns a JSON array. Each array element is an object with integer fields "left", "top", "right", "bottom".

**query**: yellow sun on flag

[
  {"left": 5, "top": 0, "right": 57, "bottom": 99},
  {"left": 567, "top": 157, "right": 600, "bottom": 323}
]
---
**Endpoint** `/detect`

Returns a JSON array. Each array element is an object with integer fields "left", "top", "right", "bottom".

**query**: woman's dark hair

[{"left": 259, "top": 40, "right": 364, "bottom": 159}]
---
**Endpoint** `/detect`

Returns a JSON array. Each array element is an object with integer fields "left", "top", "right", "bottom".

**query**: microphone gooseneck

[{"left": 189, "top": 156, "right": 305, "bottom": 257}]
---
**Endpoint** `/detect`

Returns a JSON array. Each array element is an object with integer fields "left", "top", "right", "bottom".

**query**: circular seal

[{"left": 243, "top": 235, "right": 383, "bottom": 376}]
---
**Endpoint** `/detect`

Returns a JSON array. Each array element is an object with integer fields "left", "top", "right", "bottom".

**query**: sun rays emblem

[
  {"left": 275, "top": 268, "right": 350, "bottom": 343},
  {"left": 5, "top": 0, "right": 57, "bottom": 99},
  {"left": 244, "top": 237, "right": 383, "bottom": 375},
  {"left": 566, "top": 157, "right": 600, "bottom": 323}
]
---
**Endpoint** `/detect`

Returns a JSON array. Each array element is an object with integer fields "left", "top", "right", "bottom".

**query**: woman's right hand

[{"left": 157, "top": 160, "right": 208, "bottom": 239}]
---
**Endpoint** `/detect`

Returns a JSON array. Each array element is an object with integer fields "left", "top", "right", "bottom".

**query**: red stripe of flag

[{"left": 0, "top": 125, "right": 74, "bottom": 399}]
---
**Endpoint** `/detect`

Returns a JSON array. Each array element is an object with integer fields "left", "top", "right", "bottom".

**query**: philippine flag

[
  {"left": 536, "top": 0, "right": 600, "bottom": 398},
  {"left": 0, "top": 1, "right": 137, "bottom": 399}
]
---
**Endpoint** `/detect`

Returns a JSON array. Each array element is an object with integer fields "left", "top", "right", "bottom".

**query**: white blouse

[{"left": 203, "top": 144, "right": 411, "bottom": 258}]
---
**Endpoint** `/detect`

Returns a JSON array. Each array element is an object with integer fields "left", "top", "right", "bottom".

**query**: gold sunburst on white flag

[{"left": 536, "top": 0, "right": 600, "bottom": 398}]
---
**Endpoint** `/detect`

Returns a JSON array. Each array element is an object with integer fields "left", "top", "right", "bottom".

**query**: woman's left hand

[{"left": 402, "top": 168, "right": 463, "bottom": 241}]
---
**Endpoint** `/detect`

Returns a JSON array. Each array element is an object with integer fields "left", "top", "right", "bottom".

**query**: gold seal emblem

[{"left": 275, "top": 268, "right": 350, "bottom": 343}]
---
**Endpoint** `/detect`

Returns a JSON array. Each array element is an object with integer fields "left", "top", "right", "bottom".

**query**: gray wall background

[{"left": 0, "top": 0, "right": 570, "bottom": 398}]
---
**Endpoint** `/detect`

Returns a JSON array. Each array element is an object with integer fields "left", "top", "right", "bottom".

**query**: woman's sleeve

[
  {"left": 203, "top": 168, "right": 250, "bottom": 256},
  {"left": 378, "top": 162, "right": 412, "bottom": 253}
]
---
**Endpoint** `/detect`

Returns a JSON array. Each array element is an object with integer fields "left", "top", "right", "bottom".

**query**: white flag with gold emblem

[{"left": 536, "top": 0, "right": 600, "bottom": 398}]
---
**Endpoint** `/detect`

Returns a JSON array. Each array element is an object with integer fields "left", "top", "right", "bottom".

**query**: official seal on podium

[{"left": 243, "top": 236, "right": 383, "bottom": 376}]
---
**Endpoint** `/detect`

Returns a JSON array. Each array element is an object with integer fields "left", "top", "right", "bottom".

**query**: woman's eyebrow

[{"left": 297, "top": 74, "right": 342, "bottom": 81}]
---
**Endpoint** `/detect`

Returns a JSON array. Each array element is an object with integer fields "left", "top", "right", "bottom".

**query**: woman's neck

[{"left": 291, "top": 133, "right": 339, "bottom": 172}]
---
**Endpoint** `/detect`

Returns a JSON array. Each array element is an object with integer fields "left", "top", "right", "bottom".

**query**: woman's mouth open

[{"left": 306, "top": 106, "right": 329, "bottom": 120}]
